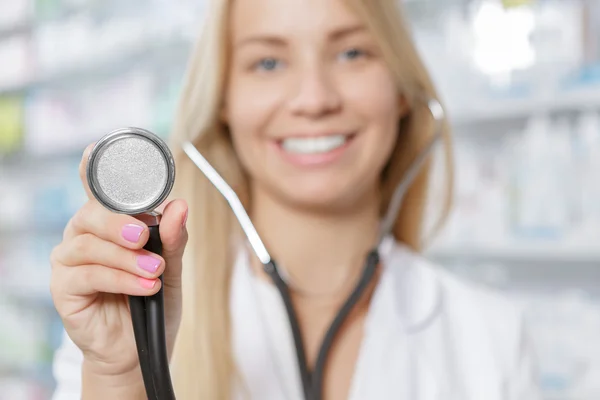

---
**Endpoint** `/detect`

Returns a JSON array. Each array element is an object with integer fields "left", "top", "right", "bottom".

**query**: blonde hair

[{"left": 168, "top": 0, "right": 453, "bottom": 398}]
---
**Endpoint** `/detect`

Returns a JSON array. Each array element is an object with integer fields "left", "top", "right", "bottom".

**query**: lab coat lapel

[
  {"left": 230, "top": 250, "right": 304, "bottom": 400},
  {"left": 348, "top": 259, "right": 413, "bottom": 400},
  {"left": 352, "top": 241, "right": 452, "bottom": 400}
]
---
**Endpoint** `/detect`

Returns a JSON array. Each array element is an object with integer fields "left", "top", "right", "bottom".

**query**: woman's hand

[{"left": 50, "top": 143, "right": 188, "bottom": 385}]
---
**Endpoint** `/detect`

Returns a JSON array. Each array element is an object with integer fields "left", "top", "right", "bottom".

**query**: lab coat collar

[
  {"left": 231, "top": 236, "right": 446, "bottom": 399},
  {"left": 373, "top": 237, "right": 444, "bottom": 335},
  {"left": 234, "top": 233, "right": 444, "bottom": 335}
]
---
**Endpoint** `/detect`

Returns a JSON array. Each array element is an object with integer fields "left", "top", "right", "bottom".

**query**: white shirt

[{"left": 52, "top": 238, "right": 541, "bottom": 400}]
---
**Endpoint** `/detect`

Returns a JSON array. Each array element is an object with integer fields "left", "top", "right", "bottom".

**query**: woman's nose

[{"left": 288, "top": 65, "right": 342, "bottom": 119}]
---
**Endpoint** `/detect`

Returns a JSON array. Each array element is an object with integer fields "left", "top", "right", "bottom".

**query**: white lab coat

[{"left": 52, "top": 237, "right": 541, "bottom": 400}]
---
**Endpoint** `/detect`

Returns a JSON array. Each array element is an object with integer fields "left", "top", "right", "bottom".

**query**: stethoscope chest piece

[{"left": 86, "top": 127, "right": 175, "bottom": 215}]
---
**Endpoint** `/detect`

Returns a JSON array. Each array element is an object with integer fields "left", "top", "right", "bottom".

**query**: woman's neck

[{"left": 249, "top": 186, "right": 381, "bottom": 297}]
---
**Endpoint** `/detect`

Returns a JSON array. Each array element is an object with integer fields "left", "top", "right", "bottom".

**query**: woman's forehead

[{"left": 229, "top": 0, "right": 363, "bottom": 41}]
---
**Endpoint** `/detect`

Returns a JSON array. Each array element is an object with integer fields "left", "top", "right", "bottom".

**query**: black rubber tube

[
  {"left": 144, "top": 224, "right": 176, "bottom": 400},
  {"left": 264, "top": 249, "right": 379, "bottom": 400},
  {"left": 129, "top": 295, "right": 157, "bottom": 399},
  {"left": 310, "top": 250, "right": 379, "bottom": 400},
  {"left": 265, "top": 261, "right": 313, "bottom": 399},
  {"left": 133, "top": 223, "right": 378, "bottom": 400}
]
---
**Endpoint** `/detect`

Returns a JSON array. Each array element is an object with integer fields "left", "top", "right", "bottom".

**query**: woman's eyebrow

[
  {"left": 328, "top": 24, "right": 367, "bottom": 41},
  {"left": 236, "top": 35, "right": 287, "bottom": 49},
  {"left": 235, "top": 23, "right": 367, "bottom": 49}
]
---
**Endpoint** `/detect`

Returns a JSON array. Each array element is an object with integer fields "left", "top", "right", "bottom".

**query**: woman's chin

[{"left": 276, "top": 182, "right": 366, "bottom": 214}]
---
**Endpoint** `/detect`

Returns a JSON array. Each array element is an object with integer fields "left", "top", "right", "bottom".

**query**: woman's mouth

[
  {"left": 280, "top": 134, "right": 351, "bottom": 154},
  {"left": 274, "top": 133, "right": 356, "bottom": 167}
]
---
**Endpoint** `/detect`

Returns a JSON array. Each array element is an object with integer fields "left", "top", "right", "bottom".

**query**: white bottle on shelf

[
  {"left": 572, "top": 110, "right": 600, "bottom": 243},
  {"left": 548, "top": 117, "right": 573, "bottom": 232},
  {"left": 512, "top": 114, "right": 569, "bottom": 241}
]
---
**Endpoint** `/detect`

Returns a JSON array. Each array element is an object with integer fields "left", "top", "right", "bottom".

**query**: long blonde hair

[{"left": 168, "top": 0, "right": 453, "bottom": 398}]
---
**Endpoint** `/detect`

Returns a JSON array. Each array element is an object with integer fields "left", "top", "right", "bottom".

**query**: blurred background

[{"left": 0, "top": 0, "right": 598, "bottom": 399}]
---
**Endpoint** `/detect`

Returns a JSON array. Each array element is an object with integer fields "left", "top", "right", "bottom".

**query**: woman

[{"left": 50, "top": 0, "right": 541, "bottom": 399}]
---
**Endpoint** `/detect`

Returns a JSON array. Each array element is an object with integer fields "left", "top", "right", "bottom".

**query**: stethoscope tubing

[
  {"left": 264, "top": 250, "right": 379, "bottom": 400},
  {"left": 130, "top": 223, "right": 176, "bottom": 400},
  {"left": 130, "top": 97, "right": 445, "bottom": 400}
]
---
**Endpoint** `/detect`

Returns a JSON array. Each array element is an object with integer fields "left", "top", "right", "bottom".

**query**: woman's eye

[
  {"left": 254, "top": 58, "right": 282, "bottom": 72},
  {"left": 339, "top": 48, "right": 366, "bottom": 62}
]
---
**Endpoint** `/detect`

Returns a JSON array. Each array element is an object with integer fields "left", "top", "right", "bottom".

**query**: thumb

[{"left": 157, "top": 199, "right": 189, "bottom": 279}]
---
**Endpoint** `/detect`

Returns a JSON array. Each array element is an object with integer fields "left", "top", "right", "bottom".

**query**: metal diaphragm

[{"left": 86, "top": 127, "right": 175, "bottom": 215}]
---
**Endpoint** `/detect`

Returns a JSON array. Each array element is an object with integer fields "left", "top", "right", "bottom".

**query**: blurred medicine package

[{"left": 0, "top": 96, "right": 25, "bottom": 154}]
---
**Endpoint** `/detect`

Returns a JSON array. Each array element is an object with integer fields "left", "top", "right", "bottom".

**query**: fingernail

[
  {"left": 122, "top": 224, "right": 144, "bottom": 243},
  {"left": 182, "top": 209, "right": 189, "bottom": 227},
  {"left": 138, "top": 278, "right": 157, "bottom": 289},
  {"left": 137, "top": 255, "right": 161, "bottom": 273}
]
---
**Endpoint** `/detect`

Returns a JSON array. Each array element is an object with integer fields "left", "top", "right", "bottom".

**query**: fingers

[
  {"left": 159, "top": 199, "right": 189, "bottom": 257},
  {"left": 52, "top": 233, "right": 165, "bottom": 280},
  {"left": 53, "top": 264, "right": 162, "bottom": 298},
  {"left": 64, "top": 201, "right": 150, "bottom": 248}
]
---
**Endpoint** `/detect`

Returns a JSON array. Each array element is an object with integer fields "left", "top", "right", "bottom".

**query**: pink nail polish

[
  {"left": 122, "top": 224, "right": 144, "bottom": 243},
  {"left": 137, "top": 255, "right": 161, "bottom": 273},
  {"left": 139, "top": 278, "right": 157, "bottom": 289}
]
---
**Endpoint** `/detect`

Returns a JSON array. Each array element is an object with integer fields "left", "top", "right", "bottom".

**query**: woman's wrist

[{"left": 82, "top": 359, "right": 146, "bottom": 399}]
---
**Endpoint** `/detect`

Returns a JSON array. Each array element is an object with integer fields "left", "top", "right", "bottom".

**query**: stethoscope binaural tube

[
  {"left": 84, "top": 96, "right": 444, "bottom": 400},
  {"left": 85, "top": 97, "right": 444, "bottom": 400},
  {"left": 87, "top": 128, "right": 176, "bottom": 400},
  {"left": 183, "top": 97, "right": 446, "bottom": 400}
]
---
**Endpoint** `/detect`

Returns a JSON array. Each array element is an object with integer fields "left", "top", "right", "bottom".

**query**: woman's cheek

[
  {"left": 229, "top": 80, "right": 281, "bottom": 128},
  {"left": 344, "top": 68, "right": 397, "bottom": 118}
]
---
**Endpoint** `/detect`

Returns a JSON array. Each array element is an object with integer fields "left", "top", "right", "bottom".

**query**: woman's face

[{"left": 224, "top": 0, "right": 405, "bottom": 212}]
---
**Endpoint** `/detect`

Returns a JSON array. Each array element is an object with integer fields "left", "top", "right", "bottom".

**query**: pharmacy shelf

[
  {"left": 449, "top": 88, "right": 600, "bottom": 126},
  {"left": 0, "top": 363, "right": 49, "bottom": 378},
  {"left": 0, "top": 148, "right": 83, "bottom": 166},
  {"left": 2, "top": 279, "right": 54, "bottom": 306},
  {"left": 0, "top": 227, "right": 66, "bottom": 238},
  {"left": 0, "top": 36, "right": 190, "bottom": 97},
  {"left": 427, "top": 243, "right": 600, "bottom": 264},
  {"left": 0, "top": 5, "right": 82, "bottom": 39},
  {"left": 0, "top": 0, "right": 148, "bottom": 40}
]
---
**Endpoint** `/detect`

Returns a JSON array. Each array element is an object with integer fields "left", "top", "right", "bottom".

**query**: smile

[
  {"left": 273, "top": 132, "right": 357, "bottom": 167},
  {"left": 280, "top": 134, "right": 354, "bottom": 155}
]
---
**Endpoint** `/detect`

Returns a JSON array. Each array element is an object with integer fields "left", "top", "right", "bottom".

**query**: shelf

[
  {"left": 0, "top": 0, "right": 146, "bottom": 40},
  {"left": 0, "top": 36, "right": 190, "bottom": 96},
  {"left": 0, "top": 361, "right": 55, "bottom": 386},
  {"left": 0, "top": 19, "right": 31, "bottom": 39},
  {"left": 0, "top": 227, "right": 66, "bottom": 238},
  {"left": 0, "top": 2, "right": 102, "bottom": 40},
  {"left": 449, "top": 88, "right": 600, "bottom": 126},
  {"left": 1, "top": 281, "right": 54, "bottom": 307},
  {"left": 426, "top": 243, "right": 600, "bottom": 264},
  {"left": 0, "top": 363, "right": 44, "bottom": 377},
  {"left": 0, "top": 148, "right": 83, "bottom": 166}
]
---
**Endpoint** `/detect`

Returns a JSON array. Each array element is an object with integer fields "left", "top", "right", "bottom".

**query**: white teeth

[{"left": 281, "top": 135, "right": 347, "bottom": 154}]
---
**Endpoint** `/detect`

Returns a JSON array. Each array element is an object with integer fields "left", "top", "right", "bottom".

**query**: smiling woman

[
  {"left": 49, "top": 0, "right": 542, "bottom": 399},
  {"left": 226, "top": 6, "right": 403, "bottom": 212}
]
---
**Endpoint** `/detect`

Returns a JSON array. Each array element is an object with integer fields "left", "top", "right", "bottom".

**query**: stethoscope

[{"left": 85, "top": 97, "right": 445, "bottom": 400}]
